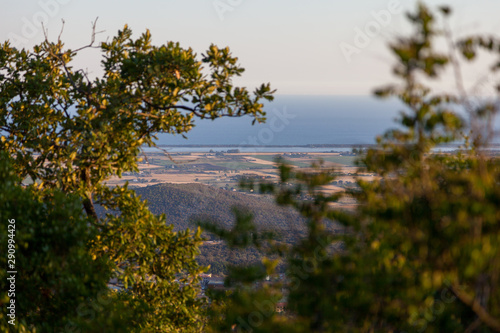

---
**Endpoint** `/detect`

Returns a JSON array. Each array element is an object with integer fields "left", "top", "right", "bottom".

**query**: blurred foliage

[
  {"left": 0, "top": 25, "right": 273, "bottom": 331},
  {"left": 206, "top": 4, "right": 500, "bottom": 333}
]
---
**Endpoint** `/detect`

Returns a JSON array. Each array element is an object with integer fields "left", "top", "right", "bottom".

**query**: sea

[{"left": 153, "top": 95, "right": 500, "bottom": 152}]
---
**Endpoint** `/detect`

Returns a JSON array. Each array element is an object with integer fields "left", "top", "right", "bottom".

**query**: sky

[{"left": 1, "top": 0, "right": 500, "bottom": 95}]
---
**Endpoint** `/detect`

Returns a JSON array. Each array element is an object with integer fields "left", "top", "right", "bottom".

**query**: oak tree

[{"left": 0, "top": 24, "right": 273, "bottom": 332}]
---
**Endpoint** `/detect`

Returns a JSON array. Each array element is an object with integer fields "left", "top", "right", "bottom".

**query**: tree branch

[
  {"left": 72, "top": 18, "right": 103, "bottom": 53},
  {"left": 80, "top": 167, "right": 99, "bottom": 222},
  {"left": 451, "top": 284, "right": 500, "bottom": 332},
  {"left": 141, "top": 97, "right": 195, "bottom": 113},
  {"left": 140, "top": 97, "right": 251, "bottom": 120}
]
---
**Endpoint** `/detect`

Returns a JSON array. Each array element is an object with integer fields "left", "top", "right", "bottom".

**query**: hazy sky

[{"left": 2, "top": 0, "right": 500, "bottom": 95}]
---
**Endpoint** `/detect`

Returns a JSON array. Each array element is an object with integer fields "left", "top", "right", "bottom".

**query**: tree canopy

[
  {"left": 0, "top": 25, "right": 273, "bottom": 332},
  {"left": 0, "top": 153, "right": 136, "bottom": 332}
]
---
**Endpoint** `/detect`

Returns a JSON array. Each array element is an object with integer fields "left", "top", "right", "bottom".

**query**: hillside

[
  {"left": 130, "top": 183, "right": 314, "bottom": 273},
  {"left": 129, "top": 183, "right": 344, "bottom": 274},
  {"left": 134, "top": 183, "right": 308, "bottom": 242}
]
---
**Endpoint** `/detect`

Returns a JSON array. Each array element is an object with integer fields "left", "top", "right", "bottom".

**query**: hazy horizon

[{"left": 2, "top": 1, "right": 500, "bottom": 96}]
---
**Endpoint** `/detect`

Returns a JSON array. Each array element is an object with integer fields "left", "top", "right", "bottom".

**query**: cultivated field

[{"left": 106, "top": 150, "right": 373, "bottom": 208}]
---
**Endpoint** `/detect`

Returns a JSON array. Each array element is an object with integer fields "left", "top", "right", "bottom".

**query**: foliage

[
  {"left": 0, "top": 153, "right": 135, "bottom": 332},
  {"left": 205, "top": 4, "right": 500, "bottom": 333},
  {"left": 0, "top": 25, "right": 273, "bottom": 331}
]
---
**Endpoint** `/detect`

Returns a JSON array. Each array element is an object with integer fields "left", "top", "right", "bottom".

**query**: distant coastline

[
  {"left": 156, "top": 144, "right": 376, "bottom": 148},
  {"left": 155, "top": 143, "right": 500, "bottom": 148},
  {"left": 143, "top": 143, "right": 500, "bottom": 154}
]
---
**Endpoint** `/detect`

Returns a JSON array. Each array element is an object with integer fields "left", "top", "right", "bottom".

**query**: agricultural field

[{"left": 105, "top": 150, "right": 368, "bottom": 200}]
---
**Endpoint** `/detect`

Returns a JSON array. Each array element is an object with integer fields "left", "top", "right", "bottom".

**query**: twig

[
  {"left": 72, "top": 17, "right": 101, "bottom": 53},
  {"left": 58, "top": 19, "right": 65, "bottom": 42},
  {"left": 41, "top": 22, "right": 49, "bottom": 42}
]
